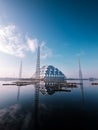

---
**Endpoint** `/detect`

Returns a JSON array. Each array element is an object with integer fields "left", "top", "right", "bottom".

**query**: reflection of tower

[
  {"left": 78, "top": 58, "right": 83, "bottom": 84},
  {"left": 19, "top": 60, "right": 22, "bottom": 79},
  {"left": 28, "top": 83, "right": 40, "bottom": 129},
  {"left": 34, "top": 83, "right": 40, "bottom": 129},
  {"left": 17, "top": 86, "right": 20, "bottom": 102},
  {"left": 80, "top": 83, "right": 85, "bottom": 108},
  {"left": 35, "top": 46, "right": 40, "bottom": 79}
]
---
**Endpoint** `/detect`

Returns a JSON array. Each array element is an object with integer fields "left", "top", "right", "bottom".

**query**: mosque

[
  {"left": 33, "top": 45, "right": 66, "bottom": 82},
  {"left": 40, "top": 65, "right": 66, "bottom": 82},
  {"left": 15, "top": 46, "right": 66, "bottom": 87}
]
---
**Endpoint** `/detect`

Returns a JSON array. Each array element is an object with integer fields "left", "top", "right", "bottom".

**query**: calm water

[{"left": 0, "top": 80, "right": 98, "bottom": 130}]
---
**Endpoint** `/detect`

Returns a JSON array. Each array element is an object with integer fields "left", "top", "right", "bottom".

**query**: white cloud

[
  {"left": 26, "top": 37, "right": 52, "bottom": 59},
  {"left": 0, "top": 25, "right": 27, "bottom": 57},
  {"left": 26, "top": 37, "right": 38, "bottom": 52},
  {"left": 40, "top": 41, "right": 52, "bottom": 59},
  {"left": 0, "top": 104, "right": 26, "bottom": 128},
  {"left": 0, "top": 24, "right": 53, "bottom": 59}
]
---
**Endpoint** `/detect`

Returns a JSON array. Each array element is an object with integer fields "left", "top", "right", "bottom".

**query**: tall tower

[
  {"left": 19, "top": 60, "right": 22, "bottom": 79},
  {"left": 78, "top": 58, "right": 83, "bottom": 84},
  {"left": 35, "top": 46, "right": 40, "bottom": 79},
  {"left": 79, "top": 58, "right": 85, "bottom": 107}
]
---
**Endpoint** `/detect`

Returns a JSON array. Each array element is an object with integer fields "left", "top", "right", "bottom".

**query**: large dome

[{"left": 40, "top": 65, "right": 66, "bottom": 82}]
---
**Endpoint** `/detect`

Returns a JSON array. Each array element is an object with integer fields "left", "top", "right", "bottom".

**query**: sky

[{"left": 0, "top": 0, "right": 98, "bottom": 78}]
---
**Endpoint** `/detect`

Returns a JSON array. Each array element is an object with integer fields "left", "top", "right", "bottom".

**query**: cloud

[
  {"left": 0, "top": 24, "right": 53, "bottom": 59},
  {"left": 0, "top": 104, "right": 37, "bottom": 130},
  {"left": 0, "top": 104, "right": 24, "bottom": 126},
  {"left": 26, "top": 37, "right": 38, "bottom": 52},
  {"left": 0, "top": 25, "right": 27, "bottom": 57},
  {"left": 40, "top": 41, "right": 52, "bottom": 59},
  {"left": 26, "top": 38, "right": 52, "bottom": 59}
]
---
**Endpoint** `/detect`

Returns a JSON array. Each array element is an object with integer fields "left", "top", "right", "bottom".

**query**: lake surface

[{"left": 0, "top": 80, "right": 98, "bottom": 130}]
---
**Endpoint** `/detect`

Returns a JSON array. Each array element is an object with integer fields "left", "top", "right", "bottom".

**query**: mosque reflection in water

[
  {"left": 33, "top": 81, "right": 85, "bottom": 130},
  {"left": 39, "top": 82, "right": 72, "bottom": 95},
  {"left": 1, "top": 80, "right": 98, "bottom": 130}
]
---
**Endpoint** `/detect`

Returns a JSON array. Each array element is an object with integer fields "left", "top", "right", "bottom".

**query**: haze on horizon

[{"left": 0, "top": 0, "right": 98, "bottom": 78}]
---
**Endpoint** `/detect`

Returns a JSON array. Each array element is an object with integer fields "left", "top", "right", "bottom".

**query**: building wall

[{"left": 40, "top": 65, "right": 66, "bottom": 82}]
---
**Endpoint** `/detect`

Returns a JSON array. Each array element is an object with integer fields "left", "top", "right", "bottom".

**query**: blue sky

[{"left": 0, "top": 0, "right": 98, "bottom": 78}]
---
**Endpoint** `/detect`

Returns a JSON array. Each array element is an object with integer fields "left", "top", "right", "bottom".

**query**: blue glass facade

[{"left": 40, "top": 65, "right": 66, "bottom": 82}]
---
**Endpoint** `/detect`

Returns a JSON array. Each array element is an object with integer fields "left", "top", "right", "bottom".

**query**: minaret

[
  {"left": 78, "top": 58, "right": 83, "bottom": 84},
  {"left": 19, "top": 60, "right": 22, "bottom": 79},
  {"left": 78, "top": 58, "right": 85, "bottom": 107},
  {"left": 35, "top": 46, "right": 40, "bottom": 79}
]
